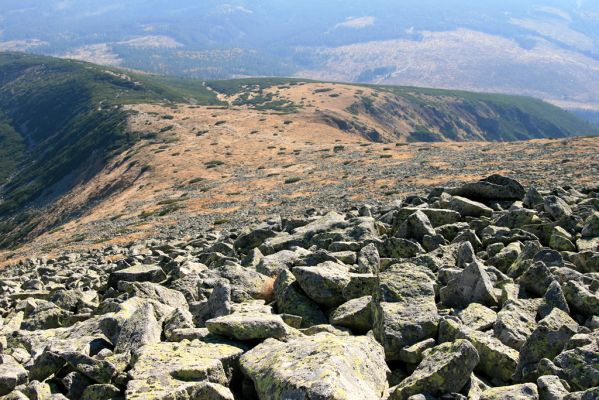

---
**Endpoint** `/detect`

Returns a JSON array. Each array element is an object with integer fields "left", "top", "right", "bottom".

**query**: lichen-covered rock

[
  {"left": 240, "top": 333, "right": 388, "bottom": 400},
  {"left": 80, "top": 383, "right": 123, "bottom": 400},
  {"left": 449, "top": 175, "right": 525, "bottom": 201},
  {"left": 440, "top": 260, "right": 499, "bottom": 308},
  {"left": 536, "top": 375, "right": 570, "bottom": 400},
  {"left": 457, "top": 303, "right": 497, "bottom": 331},
  {"left": 581, "top": 211, "right": 599, "bottom": 238},
  {"left": 544, "top": 196, "right": 573, "bottom": 220},
  {"left": 550, "top": 336, "right": 599, "bottom": 391},
  {"left": 480, "top": 383, "right": 539, "bottom": 399},
  {"left": 357, "top": 243, "right": 380, "bottom": 274},
  {"left": 273, "top": 269, "right": 327, "bottom": 328},
  {"left": 515, "top": 308, "right": 578, "bottom": 382},
  {"left": 562, "top": 280, "right": 599, "bottom": 317},
  {"left": 399, "top": 338, "right": 436, "bottom": 364},
  {"left": 390, "top": 339, "right": 479, "bottom": 400},
  {"left": 206, "top": 313, "right": 291, "bottom": 341},
  {"left": 293, "top": 262, "right": 350, "bottom": 308},
  {"left": 126, "top": 340, "right": 244, "bottom": 400},
  {"left": 395, "top": 210, "right": 436, "bottom": 242},
  {"left": 0, "top": 359, "right": 28, "bottom": 395},
  {"left": 494, "top": 299, "right": 540, "bottom": 350},
  {"left": 114, "top": 302, "right": 161, "bottom": 355},
  {"left": 518, "top": 261, "right": 555, "bottom": 297},
  {"left": 449, "top": 196, "right": 494, "bottom": 218},
  {"left": 330, "top": 296, "right": 372, "bottom": 333},
  {"left": 373, "top": 263, "right": 439, "bottom": 360},
  {"left": 441, "top": 318, "right": 519, "bottom": 384},
  {"left": 538, "top": 281, "right": 570, "bottom": 319},
  {"left": 107, "top": 264, "right": 166, "bottom": 288}
]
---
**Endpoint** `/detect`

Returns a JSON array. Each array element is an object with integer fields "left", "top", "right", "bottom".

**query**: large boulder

[
  {"left": 480, "top": 383, "right": 539, "bottom": 400},
  {"left": 293, "top": 262, "right": 350, "bottom": 308},
  {"left": 107, "top": 264, "right": 166, "bottom": 288},
  {"left": 330, "top": 296, "right": 372, "bottom": 334},
  {"left": 514, "top": 309, "right": 578, "bottom": 382},
  {"left": 126, "top": 340, "right": 244, "bottom": 399},
  {"left": 206, "top": 313, "right": 292, "bottom": 341},
  {"left": 389, "top": 339, "right": 479, "bottom": 400},
  {"left": 240, "top": 333, "right": 388, "bottom": 400},
  {"left": 440, "top": 260, "right": 499, "bottom": 308},
  {"left": 448, "top": 175, "right": 525, "bottom": 201},
  {"left": 273, "top": 269, "right": 327, "bottom": 328},
  {"left": 372, "top": 263, "right": 439, "bottom": 360},
  {"left": 449, "top": 196, "right": 494, "bottom": 218}
]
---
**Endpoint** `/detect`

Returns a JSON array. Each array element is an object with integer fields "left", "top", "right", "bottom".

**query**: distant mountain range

[{"left": 1, "top": 1, "right": 599, "bottom": 123}]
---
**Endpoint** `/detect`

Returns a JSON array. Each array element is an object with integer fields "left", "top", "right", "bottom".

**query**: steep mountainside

[{"left": 0, "top": 52, "right": 597, "bottom": 249}]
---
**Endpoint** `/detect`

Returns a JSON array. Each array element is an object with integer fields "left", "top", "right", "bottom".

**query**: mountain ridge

[{"left": 0, "top": 52, "right": 597, "bottom": 249}]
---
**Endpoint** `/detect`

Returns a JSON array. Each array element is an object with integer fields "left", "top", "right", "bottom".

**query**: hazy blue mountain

[{"left": 2, "top": 1, "right": 599, "bottom": 115}]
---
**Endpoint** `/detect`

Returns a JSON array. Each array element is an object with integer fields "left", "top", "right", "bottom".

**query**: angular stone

[
  {"left": 538, "top": 281, "right": 570, "bottom": 319},
  {"left": 537, "top": 375, "right": 570, "bottom": 400},
  {"left": 457, "top": 303, "right": 497, "bottom": 331},
  {"left": 581, "top": 211, "right": 599, "bottom": 237},
  {"left": 126, "top": 340, "right": 244, "bottom": 400},
  {"left": 494, "top": 299, "right": 540, "bottom": 350},
  {"left": 114, "top": 302, "right": 161, "bottom": 355},
  {"left": 379, "top": 238, "right": 425, "bottom": 259},
  {"left": 449, "top": 196, "right": 494, "bottom": 218},
  {"left": 62, "top": 351, "right": 117, "bottom": 384},
  {"left": 394, "top": 207, "right": 461, "bottom": 227},
  {"left": 389, "top": 339, "right": 479, "bottom": 400},
  {"left": 551, "top": 337, "right": 599, "bottom": 391},
  {"left": 518, "top": 261, "right": 555, "bottom": 297},
  {"left": 293, "top": 262, "right": 350, "bottom": 308},
  {"left": 206, "top": 313, "right": 291, "bottom": 341},
  {"left": 399, "top": 338, "right": 436, "bottom": 364},
  {"left": 480, "top": 383, "right": 539, "bottom": 400},
  {"left": 441, "top": 318, "right": 519, "bottom": 384},
  {"left": 563, "top": 280, "right": 599, "bottom": 317},
  {"left": 108, "top": 264, "right": 166, "bottom": 288},
  {"left": 515, "top": 309, "right": 578, "bottom": 382},
  {"left": 330, "top": 296, "right": 372, "bottom": 333},
  {"left": 440, "top": 260, "right": 498, "bottom": 308},
  {"left": 273, "top": 269, "right": 327, "bottom": 328},
  {"left": 240, "top": 333, "right": 388, "bottom": 400},
  {"left": 544, "top": 196, "right": 572, "bottom": 220},
  {"left": 396, "top": 211, "right": 436, "bottom": 242},
  {"left": 373, "top": 264, "right": 439, "bottom": 360},
  {"left": 357, "top": 244, "right": 380, "bottom": 274}
]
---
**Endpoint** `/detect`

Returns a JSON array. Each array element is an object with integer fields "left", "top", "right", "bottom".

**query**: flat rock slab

[
  {"left": 126, "top": 340, "right": 244, "bottom": 400},
  {"left": 206, "top": 313, "right": 291, "bottom": 341},
  {"left": 240, "top": 333, "right": 388, "bottom": 400},
  {"left": 108, "top": 264, "right": 166, "bottom": 288}
]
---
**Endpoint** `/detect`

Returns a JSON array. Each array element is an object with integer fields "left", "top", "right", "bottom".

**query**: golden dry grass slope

[{"left": 2, "top": 80, "right": 599, "bottom": 266}]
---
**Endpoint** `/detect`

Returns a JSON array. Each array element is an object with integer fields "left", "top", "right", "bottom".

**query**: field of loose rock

[{"left": 1, "top": 174, "right": 598, "bottom": 399}]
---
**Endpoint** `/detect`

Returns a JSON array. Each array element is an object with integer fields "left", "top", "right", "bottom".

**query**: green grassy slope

[
  {"left": 381, "top": 86, "right": 599, "bottom": 141},
  {"left": 0, "top": 52, "right": 221, "bottom": 216}
]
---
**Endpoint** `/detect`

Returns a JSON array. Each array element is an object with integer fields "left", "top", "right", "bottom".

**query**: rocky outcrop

[{"left": 0, "top": 175, "right": 597, "bottom": 399}]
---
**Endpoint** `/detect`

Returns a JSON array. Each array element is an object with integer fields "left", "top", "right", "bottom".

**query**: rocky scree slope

[{"left": 0, "top": 175, "right": 598, "bottom": 399}]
